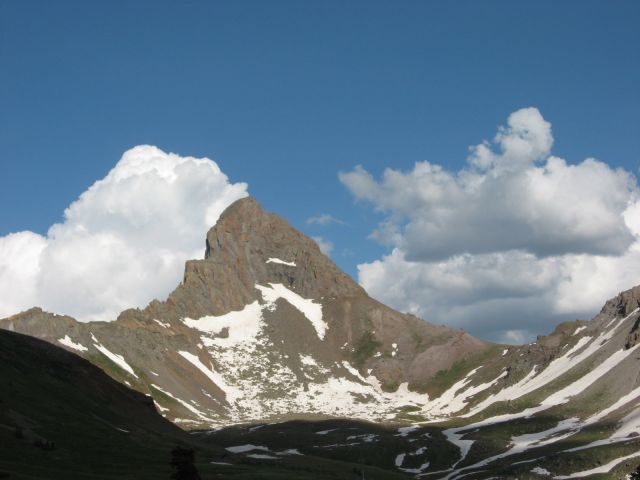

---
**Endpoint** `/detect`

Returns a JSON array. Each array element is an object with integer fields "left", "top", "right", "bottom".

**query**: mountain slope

[
  {"left": 0, "top": 329, "right": 202, "bottom": 479},
  {"left": 201, "top": 287, "right": 640, "bottom": 479},
  {"left": 0, "top": 328, "right": 426, "bottom": 480},
  {"left": 0, "top": 197, "right": 494, "bottom": 427}
]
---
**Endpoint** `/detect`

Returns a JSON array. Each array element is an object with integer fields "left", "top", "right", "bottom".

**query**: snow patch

[
  {"left": 554, "top": 450, "right": 640, "bottom": 478},
  {"left": 531, "top": 466, "right": 551, "bottom": 476},
  {"left": 226, "top": 444, "right": 270, "bottom": 453},
  {"left": 572, "top": 326, "right": 586, "bottom": 335},
  {"left": 255, "top": 283, "right": 326, "bottom": 340},
  {"left": 183, "top": 301, "right": 264, "bottom": 347},
  {"left": 276, "top": 449, "right": 303, "bottom": 456},
  {"left": 397, "top": 425, "right": 419, "bottom": 437},
  {"left": 154, "top": 400, "right": 169, "bottom": 412},
  {"left": 266, "top": 258, "right": 296, "bottom": 267},
  {"left": 400, "top": 462, "right": 430, "bottom": 474},
  {"left": 442, "top": 344, "right": 640, "bottom": 471},
  {"left": 92, "top": 335, "right": 138, "bottom": 378},
  {"left": 150, "top": 383, "right": 216, "bottom": 422},
  {"left": 57, "top": 335, "right": 88, "bottom": 352},
  {"left": 178, "top": 351, "right": 241, "bottom": 404}
]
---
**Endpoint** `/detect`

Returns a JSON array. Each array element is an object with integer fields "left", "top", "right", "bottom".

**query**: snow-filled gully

[{"left": 420, "top": 310, "right": 640, "bottom": 479}]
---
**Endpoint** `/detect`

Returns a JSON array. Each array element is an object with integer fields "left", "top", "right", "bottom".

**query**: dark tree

[{"left": 170, "top": 446, "right": 201, "bottom": 480}]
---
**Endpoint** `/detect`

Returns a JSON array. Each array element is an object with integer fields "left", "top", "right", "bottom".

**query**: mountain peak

[
  {"left": 1, "top": 195, "right": 494, "bottom": 426},
  {"left": 157, "top": 196, "right": 365, "bottom": 320},
  {"left": 205, "top": 195, "right": 321, "bottom": 261}
]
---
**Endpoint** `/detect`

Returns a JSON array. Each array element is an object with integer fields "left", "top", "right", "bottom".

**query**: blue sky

[{"left": 1, "top": 1, "right": 639, "bottom": 341}]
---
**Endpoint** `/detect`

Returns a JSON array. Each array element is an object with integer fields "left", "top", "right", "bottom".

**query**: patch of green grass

[
  {"left": 148, "top": 384, "right": 179, "bottom": 406},
  {"left": 352, "top": 332, "right": 382, "bottom": 366},
  {"left": 418, "top": 345, "right": 503, "bottom": 397}
]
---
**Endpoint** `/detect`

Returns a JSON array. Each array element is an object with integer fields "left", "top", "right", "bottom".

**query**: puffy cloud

[
  {"left": 312, "top": 236, "right": 334, "bottom": 256},
  {"left": 342, "top": 108, "right": 640, "bottom": 342},
  {"left": 0, "top": 231, "right": 47, "bottom": 316},
  {"left": 0, "top": 145, "right": 248, "bottom": 321}
]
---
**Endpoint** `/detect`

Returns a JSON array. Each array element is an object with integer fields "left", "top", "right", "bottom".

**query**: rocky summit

[
  {"left": 3, "top": 197, "right": 640, "bottom": 479},
  {"left": 1, "top": 197, "right": 493, "bottom": 426}
]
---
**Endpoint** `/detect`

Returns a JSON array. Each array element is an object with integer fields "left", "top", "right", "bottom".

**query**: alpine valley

[{"left": 2, "top": 197, "right": 640, "bottom": 479}]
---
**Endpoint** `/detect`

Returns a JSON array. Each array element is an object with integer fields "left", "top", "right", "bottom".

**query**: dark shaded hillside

[
  {"left": 0, "top": 329, "right": 412, "bottom": 479},
  {"left": 0, "top": 329, "right": 211, "bottom": 479}
]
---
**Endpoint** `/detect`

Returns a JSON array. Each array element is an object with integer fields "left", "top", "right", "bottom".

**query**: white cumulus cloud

[
  {"left": 0, "top": 145, "right": 248, "bottom": 321},
  {"left": 341, "top": 107, "right": 640, "bottom": 343}
]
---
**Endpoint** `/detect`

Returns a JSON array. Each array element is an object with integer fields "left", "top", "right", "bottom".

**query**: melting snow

[
  {"left": 532, "top": 466, "right": 551, "bottom": 476},
  {"left": 442, "top": 344, "right": 640, "bottom": 472},
  {"left": 463, "top": 312, "right": 637, "bottom": 419},
  {"left": 586, "top": 385, "right": 640, "bottom": 424},
  {"left": 174, "top": 292, "right": 640, "bottom": 428},
  {"left": 346, "top": 434, "right": 378, "bottom": 443},
  {"left": 566, "top": 404, "right": 640, "bottom": 453},
  {"left": 395, "top": 453, "right": 406, "bottom": 466},
  {"left": 183, "top": 301, "right": 264, "bottom": 347},
  {"left": 300, "top": 354, "right": 319, "bottom": 367},
  {"left": 154, "top": 400, "right": 169, "bottom": 412},
  {"left": 399, "top": 462, "right": 430, "bottom": 474},
  {"left": 266, "top": 258, "right": 296, "bottom": 267},
  {"left": 421, "top": 367, "right": 505, "bottom": 417},
  {"left": 572, "top": 326, "right": 586, "bottom": 335},
  {"left": 150, "top": 383, "right": 216, "bottom": 422},
  {"left": 153, "top": 319, "right": 170, "bottom": 328},
  {"left": 554, "top": 450, "right": 640, "bottom": 479},
  {"left": 397, "top": 425, "right": 419, "bottom": 437},
  {"left": 57, "top": 335, "right": 88, "bottom": 352},
  {"left": 255, "top": 283, "right": 326, "bottom": 340},
  {"left": 276, "top": 449, "right": 302, "bottom": 455},
  {"left": 226, "top": 444, "right": 270, "bottom": 453},
  {"left": 178, "top": 351, "right": 241, "bottom": 404},
  {"left": 91, "top": 335, "right": 138, "bottom": 378}
]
